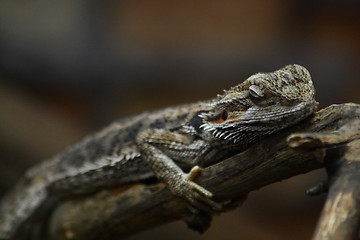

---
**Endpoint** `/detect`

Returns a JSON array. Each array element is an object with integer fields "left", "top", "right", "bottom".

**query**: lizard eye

[
  {"left": 249, "top": 85, "right": 267, "bottom": 104},
  {"left": 220, "top": 110, "right": 228, "bottom": 121},
  {"left": 249, "top": 85, "right": 264, "bottom": 98}
]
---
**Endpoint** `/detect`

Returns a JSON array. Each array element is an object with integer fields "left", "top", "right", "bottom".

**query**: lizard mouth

[{"left": 201, "top": 100, "right": 318, "bottom": 144}]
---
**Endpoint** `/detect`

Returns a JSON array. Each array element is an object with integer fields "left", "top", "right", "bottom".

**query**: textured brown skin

[{"left": 0, "top": 64, "right": 318, "bottom": 238}]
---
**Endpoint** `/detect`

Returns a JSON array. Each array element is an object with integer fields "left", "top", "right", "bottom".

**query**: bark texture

[{"left": 41, "top": 103, "right": 360, "bottom": 240}]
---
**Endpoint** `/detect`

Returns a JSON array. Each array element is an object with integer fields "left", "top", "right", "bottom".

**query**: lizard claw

[
  {"left": 172, "top": 166, "right": 222, "bottom": 212},
  {"left": 184, "top": 166, "right": 213, "bottom": 198},
  {"left": 186, "top": 165, "right": 203, "bottom": 181}
]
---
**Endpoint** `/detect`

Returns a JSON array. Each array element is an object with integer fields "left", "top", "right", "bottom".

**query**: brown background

[{"left": 1, "top": 1, "right": 360, "bottom": 239}]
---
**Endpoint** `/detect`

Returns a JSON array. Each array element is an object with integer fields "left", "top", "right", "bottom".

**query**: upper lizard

[{"left": 0, "top": 64, "right": 318, "bottom": 238}]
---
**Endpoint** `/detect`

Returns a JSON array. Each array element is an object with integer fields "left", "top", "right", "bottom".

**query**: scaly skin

[{"left": 0, "top": 64, "right": 318, "bottom": 238}]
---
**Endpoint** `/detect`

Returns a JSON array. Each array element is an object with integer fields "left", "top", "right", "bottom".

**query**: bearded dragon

[{"left": 0, "top": 64, "right": 318, "bottom": 238}]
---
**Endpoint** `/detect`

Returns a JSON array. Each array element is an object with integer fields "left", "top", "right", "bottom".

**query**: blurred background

[{"left": 1, "top": 1, "right": 360, "bottom": 239}]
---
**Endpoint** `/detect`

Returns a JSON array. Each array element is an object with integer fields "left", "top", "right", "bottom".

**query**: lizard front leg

[{"left": 136, "top": 129, "right": 222, "bottom": 212}]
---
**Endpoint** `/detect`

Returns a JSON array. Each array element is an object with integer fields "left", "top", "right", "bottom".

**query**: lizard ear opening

[
  {"left": 210, "top": 110, "right": 228, "bottom": 124},
  {"left": 220, "top": 110, "right": 228, "bottom": 121}
]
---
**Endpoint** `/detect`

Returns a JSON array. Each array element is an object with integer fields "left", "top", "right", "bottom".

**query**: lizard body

[{"left": 0, "top": 64, "right": 318, "bottom": 238}]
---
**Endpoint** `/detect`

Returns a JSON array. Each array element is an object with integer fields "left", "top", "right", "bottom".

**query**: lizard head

[{"left": 200, "top": 64, "right": 318, "bottom": 143}]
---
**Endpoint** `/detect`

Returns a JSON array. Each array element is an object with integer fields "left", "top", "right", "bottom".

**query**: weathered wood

[
  {"left": 288, "top": 106, "right": 360, "bottom": 240},
  {"left": 44, "top": 103, "right": 360, "bottom": 240},
  {"left": 313, "top": 153, "right": 360, "bottom": 240},
  {"left": 310, "top": 130, "right": 360, "bottom": 239}
]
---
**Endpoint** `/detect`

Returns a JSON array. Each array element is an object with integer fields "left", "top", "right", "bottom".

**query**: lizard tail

[{"left": 0, "top": 178, "right": 47, "bottom": 238}]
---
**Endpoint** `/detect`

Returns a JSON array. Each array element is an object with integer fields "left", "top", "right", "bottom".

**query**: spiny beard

[{"left": 201, "top": 123, "right": 276, "bottom": 144}]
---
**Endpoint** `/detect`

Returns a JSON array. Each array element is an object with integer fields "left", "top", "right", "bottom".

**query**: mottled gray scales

[{"left": 0, "top": 64, "right": 318, "bottom": 238}]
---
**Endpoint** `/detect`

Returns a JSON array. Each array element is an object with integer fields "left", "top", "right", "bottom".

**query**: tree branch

[{"left": 42, "top": 103, "right": 360, "bottom": 240}]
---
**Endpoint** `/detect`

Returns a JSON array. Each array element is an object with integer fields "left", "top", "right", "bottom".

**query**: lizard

[{"left": 0, "top": 64, "right": 318, "bottom": 239}]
